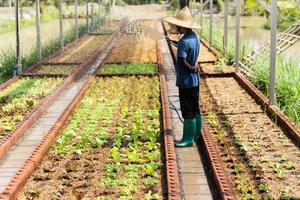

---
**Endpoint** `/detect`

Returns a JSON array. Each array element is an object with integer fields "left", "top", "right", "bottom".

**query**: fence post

[
  {"left": 91, "top": 0, "right": 94, "bottom": 30},
  {"left": 209, "top": 0, "right": 213, "bottom": 46},
  {"left": 269, "top": 0, "right": 278, "bottom": 105},
  {"left": 235, "top": 0, "right": 241, "bottom": 73},
  {"left": 59, "top": 0, "right": 64, "bottom": 48},
  {"left": 36, "top": 0, "right": 41, "bottom": 60},
  {"left": 86, "top": 0, "right": 89, "bottom": 33},
  {"left": 200, "top": 0, "right": 203, "bottom": 35},
  {"left": 14, "top": 0, "right": 22, "bottom": 76},
  {"left": 224, "top": 0, "right": 228, "bottom": 58},
  {"left": 9, "top": 0, "right": 13, "bottom": 20},
  {"left": 75, "top": 0, "right": 79, "bottom": 39}
]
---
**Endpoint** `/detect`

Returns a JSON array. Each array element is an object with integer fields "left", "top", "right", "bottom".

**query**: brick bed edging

[
  {"left": 0, "top": 75, "right": 96, "bottom": 200},
  {"left": 157, "top": 40, "right": 181, "bottom": 199},
  {"left": 0, "top": 19, "right": 128, "bottom": 160},
  {"left": 161, "top": 20, "right": 237, "bottom": 200},
  {"left": 201, "top": 122, "right": 236, "bottom": 200}
]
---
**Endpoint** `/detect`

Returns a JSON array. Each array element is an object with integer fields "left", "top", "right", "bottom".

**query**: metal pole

[
  {"left": 91, "top": 0, "right": 94, "bottom": 29},
  {"left": 59, "top": 0, "right": 64, "bottom": 48},
  {"left": 9, "top": 0, "right": 12, "bottom": 20},
  {"left": 14, "top": 0, "right": 22, "bottom": 76},
  {"left": 224, "top": 0, "right": 228, "bottom": 58},
  {"left": 235, "top": 0, "right": 241, "bottom": 73},
  {"left": 36, "top": 0, "right": 41, "bottom": 60},
  {"left": 192, "top": 0, "right": 195, "bottom": 16},
  {"left": 86, "top": 0, "right": 89, "bottom": 33},
  {"left": 269, "top": 0, "right": 278, "bottom": 105},
  {"left": 209, "top": 0, "right": 213, "bottom": 45},
  {"left": 200, "top": 0, "right": 203, "bottom": 35},
  {"left": 75, "top": 0, "right": 78, "bottom": 39}
]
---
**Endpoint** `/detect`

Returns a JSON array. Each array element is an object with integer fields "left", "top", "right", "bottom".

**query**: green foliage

[
  {"left": 249, "top": 54, "right": 300, "bottom": 126},
  {"left": 242, "top": 0, "right": 265, "bottom": 16},
  {"left": 0, "top": 77, "right": 62, "bottom": 139},
  {"left": 115, "top": 0, "right": 127, "bottom": 6}
]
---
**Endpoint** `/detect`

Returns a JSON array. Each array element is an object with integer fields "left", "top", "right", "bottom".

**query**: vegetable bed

[
  {"left": 107, "top": 33, "right": 157, "bottom": 63},
  {"left": 48, "top": 35, "right": 110, "bottom": 63},
  {"left": 18, "top": 76, "right": 165, "bottom": 200},
  {"left": 0, "top": 77, "right": 63, "bottom": 141},
  {"left": 97, "top": 63, "right": 158, "bottom": 75},
  {"left": 28, "top": 64, "right": 79, "bottom": 75},
  {"left": 200, "top": 77, "right": 300, "bottom": 199}
]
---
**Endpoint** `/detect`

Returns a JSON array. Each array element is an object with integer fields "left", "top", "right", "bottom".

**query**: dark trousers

[{"left": 179, "top": 86, "right": 200, "bottom": 119}]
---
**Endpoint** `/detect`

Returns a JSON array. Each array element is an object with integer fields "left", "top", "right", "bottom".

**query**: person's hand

[{"left": 193, "top": 64, "right": 199, "bottom": 72}]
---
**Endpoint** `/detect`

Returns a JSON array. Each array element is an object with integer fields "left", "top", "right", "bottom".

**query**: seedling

[{"left": 272, "top": 163, "right": 285, "bottom": 179}]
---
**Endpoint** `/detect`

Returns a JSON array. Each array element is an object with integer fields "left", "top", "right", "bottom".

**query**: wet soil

[
  {"left": 107, "top": 20, "right": 159, "bottom": 63},
  {"left": 48, "top": 35, "right": 110, "bottom": 63}
]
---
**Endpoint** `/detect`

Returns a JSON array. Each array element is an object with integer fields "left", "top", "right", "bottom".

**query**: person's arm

[
  {"left": 178, "top": 57, "right": 199, "bottom": 72},
  {"left": 166, "top": 37, "right": 178, "bottom": 47}
]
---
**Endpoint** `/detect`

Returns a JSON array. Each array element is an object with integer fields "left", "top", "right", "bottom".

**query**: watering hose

[{"left": 168, "top": 95, "right": 184, "bottom": 123}]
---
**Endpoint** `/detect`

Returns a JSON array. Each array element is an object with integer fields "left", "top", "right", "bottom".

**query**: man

[{"left": 164, "top": 6, "right": 203, "bottom": 147}]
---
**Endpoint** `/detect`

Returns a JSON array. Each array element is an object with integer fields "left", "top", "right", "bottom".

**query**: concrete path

[
  {"left": 159, "top": 25, "right": 217, "bottom": 200},
  {"left": 0, "top": 33, "right": 120, "bottom": 193}
]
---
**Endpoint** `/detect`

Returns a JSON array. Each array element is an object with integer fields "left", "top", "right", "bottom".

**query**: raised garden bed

[
  {"left": 47, "top": 35, "right": 110, "bottom": 64},
  {"left": 18, "top": 76, "right": 165, "bottom": 199},
  {"left": 107, "top": 33, "right": 157, "bottom": 63},
  {"left": 91, "top": 20, "right": 123, "bottom": 35},
  {"left": 0, "top": 77, "right": 63, "bottom": 142},
  {"left": 24, "top": 64, "right": 79, "bottom": 75},
  {"left": 97, "top": 63, "right": 158, "bottom": 75},
  {"left": 200, "top": 77, "right": 300, "bottom": 199}
]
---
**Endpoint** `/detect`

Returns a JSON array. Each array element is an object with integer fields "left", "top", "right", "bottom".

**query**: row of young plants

[
  {"left": 19, "top": 76, "right": 164, "bottom": 200},
  {"left": 0, "top": 77, "right": 63, "bottom": 141},
  {"left": 0, "top": 14, "right": 109, "bottom": 84},
  {"left": 197, "top": 18, "right": 300, "bottom": 127},
  {"left": 29, "top": 64, "right": 78, "bottom": 75},
  {"left": 97, "top": 63, "right": 158, "bottom": 75},
  {"left": 201, "top": 78, "right": 300, "bottom": 199}
]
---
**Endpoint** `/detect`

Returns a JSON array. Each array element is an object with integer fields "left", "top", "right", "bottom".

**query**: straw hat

[{"left": 164, "top": 6, "right": 201, "bottom": 29}]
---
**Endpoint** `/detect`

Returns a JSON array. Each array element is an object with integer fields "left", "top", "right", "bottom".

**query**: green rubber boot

[
  {"left": 175, "top": 118, "right": 196, "bottom": 147},
  {"left": 194, "top": 115, "right": 203, "bottom": 142}
]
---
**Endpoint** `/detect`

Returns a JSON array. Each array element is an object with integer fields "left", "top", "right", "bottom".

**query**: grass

[
  {"left": 99, "top": 63, "right": 158, "bottom": 75},
  {"left": 249, "top": 54, "right": 300, "bottom": 126},
  {"left": 0, "top": 14, "right": 107, "bottom": 84},
  {"left": 0, "top": 7, "right": 59, "bottom": 34}
]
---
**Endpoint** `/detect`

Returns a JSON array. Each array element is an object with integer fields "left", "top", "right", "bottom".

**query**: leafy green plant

[
  {"left": 98, "top": 63, "right": 158, "bottom": 75},
  {"left": 0, "top": 77, "right": 62, "bottom": 140},
  {"left": 144, "top": 190, "right": 159, "bottom": 200},
  {"left": 143, "top": 162, "right": 160, "bottom": 177},
  {"left": 143, "top": 176, "right": 159, "bottom": 187},
  {"left": 272, "top": 163, "right": 285, "bottom": 179},
  {"left": 111, "top": 147, "right": 121, "bottom": 162}
]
